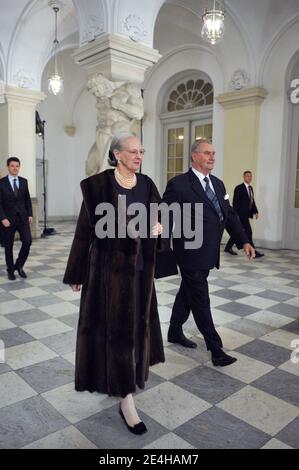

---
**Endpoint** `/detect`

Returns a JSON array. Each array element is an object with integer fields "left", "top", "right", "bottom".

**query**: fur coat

[{"left": 63, "top": 170, "right": 165, "bottom": 397}]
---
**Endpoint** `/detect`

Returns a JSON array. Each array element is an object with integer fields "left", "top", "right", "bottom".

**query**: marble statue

[{"left": 86, "top": 74, "right": 144, "bottom": 176}]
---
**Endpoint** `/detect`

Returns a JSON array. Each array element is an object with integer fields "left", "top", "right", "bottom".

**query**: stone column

[
  {"left": 0, "top": 86, "right": 46, "bottom": 238},
  {"left": 72, "top": 33, "right": 161, "bottom": 176},
  {"left": 217, "top": 87, "right": 268, "bottom": 199}
]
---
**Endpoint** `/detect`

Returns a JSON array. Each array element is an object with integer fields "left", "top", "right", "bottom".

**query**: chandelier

[
  {"left": 48, "top": 3, "right": 64, "bottom": 96},
  {"left": 201, "top": 0, "right": 225, "bottom": 45}
]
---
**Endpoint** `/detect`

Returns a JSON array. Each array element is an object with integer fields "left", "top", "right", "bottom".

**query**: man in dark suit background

[
  {"left": 0, "top": 157, "right": 33, "bottom": 280},
  {"left": 163, "top": 139, "right": 255, "bottom": 367},
  {"left": 224, "top": 171, "right": 264, "bottom": 258}
]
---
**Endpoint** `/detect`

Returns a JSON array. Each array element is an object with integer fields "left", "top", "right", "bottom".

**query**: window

[
  {"left": 167, "top": 79, "right": 213, "bottom": 112},
  {"left": 194, "top": 124, "right": 213, "bottom": 142},
  {"left": 167, "top": 128, "right": 185, "bottom": 181}
]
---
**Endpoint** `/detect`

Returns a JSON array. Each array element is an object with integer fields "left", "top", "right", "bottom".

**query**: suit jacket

[
  {"left": 233, "top": 183, "right": 258, "bottom": 220},
  {"left": 0, "top": 176, "right": 33, "bottom": 224},
  {"left": 162, "top": 169, "right": 249, "bottom": 270}
]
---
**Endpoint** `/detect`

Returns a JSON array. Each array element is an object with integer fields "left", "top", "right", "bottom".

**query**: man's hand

[
  {"left": 243, "top": 243, "right": 255, "bottom": 260},
  {"left": 2, "top": 219, "right": 11, "bottom": 228},
  {"left": 71, "top": 285, "right": 81, "bottom": 292},
  {"left": 28, "top": 217, "right": 33, "bottom": 225},
  {"left": 152, "top": 222, "right": 163, "bottom": 237}
]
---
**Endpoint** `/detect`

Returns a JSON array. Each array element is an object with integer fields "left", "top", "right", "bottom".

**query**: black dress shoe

[
  {"left": 119, "top": 407, "right": 147, "bottom": 435},
  {"left": 7, "top": 271, "right": 16, "bottom": 281},
  {"left": 15, "top": 266, "right": 27, "bottom": 278},
  {"left": 255, "top": 252, "right": 264, "bottom": 258},
  {"left": 224, "top": 248, "right": 238, "bottom": 255},
  {"left": 168, "top": 329, "right": 197, "bottom": 348},
  {"left": 212, "top": 351, "right": 237, "bottom": 367}
]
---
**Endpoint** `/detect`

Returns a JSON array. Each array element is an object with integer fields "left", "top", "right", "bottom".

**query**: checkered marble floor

[{"left": 0, "top": 222, "right": 298, "bottom": 449}]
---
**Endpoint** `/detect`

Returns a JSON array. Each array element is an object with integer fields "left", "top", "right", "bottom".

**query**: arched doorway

[{"left": 160, "top": 72, "right": 214, "bottom": 185}]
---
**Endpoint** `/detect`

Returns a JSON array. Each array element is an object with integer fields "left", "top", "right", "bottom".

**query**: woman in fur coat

[{"left": 63, "top": 132, "right": 165, "bottom": 435}]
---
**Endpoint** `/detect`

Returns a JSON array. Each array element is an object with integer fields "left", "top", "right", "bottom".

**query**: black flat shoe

[
  {"left": 119, "top": 407, "right": 147, "bottom": 435},
  {"left": 15, "top": 266, "right": 27, "bottom": 278},
  {"left": 224, "top": 248, "right": 238, "bottom": 255},
  {"left": 7, "top": 271, "right": 16, "bottom": 281},
  {"left": 255, "top": 252, "right": 264, "bottom": 258},
  {"left": 168, "top": 331, "right": 197, "bottom": 349},
  {"left": 212, "top": 351, "right": 237, "bottom": 367}
]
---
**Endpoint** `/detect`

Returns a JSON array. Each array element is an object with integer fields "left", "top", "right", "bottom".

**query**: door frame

[{"left": 160, "top": 106, "right": 213, "bottom": 187}]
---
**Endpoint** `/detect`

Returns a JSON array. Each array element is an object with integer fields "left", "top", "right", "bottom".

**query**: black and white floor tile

[{"left": 0, "top": 223, "right": 298, "bottom": 449}]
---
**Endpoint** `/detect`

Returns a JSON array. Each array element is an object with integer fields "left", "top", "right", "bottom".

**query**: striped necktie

[
  {"left": 203, "top": 177, "right": 224, "bottom": 222},
  {"left": 13, "top": 178, "right": 19, "bottom": 197},
  {"left": 248, "top": 185, "right": 253, "bottom": 209}
]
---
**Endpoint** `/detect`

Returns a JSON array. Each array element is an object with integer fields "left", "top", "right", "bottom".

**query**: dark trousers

[
  {"left": 225, "top": 216, "right": 255, "bottom": 250},
  {"left": 134, "top": 270, "right": 143, "bottom": 365},
  {"left": 0, "top": 225, "right": 4, "bottom": 247},
  {"left": 170, "top": 267, "right": 222, "bottom": 352},
  {"left": 2, "top": 215, "right": 32, "bottom": 272}
]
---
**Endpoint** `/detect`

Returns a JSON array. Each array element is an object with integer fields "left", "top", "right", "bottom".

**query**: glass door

[
  {"left": 191, "top": 120, "right": 213, "bottom": 143},
  {"left": 164, "top": 123, "right": 189, "bottom": 182},
  {"left": 163, "top": 120, "right": 213, "bottom": 184}
]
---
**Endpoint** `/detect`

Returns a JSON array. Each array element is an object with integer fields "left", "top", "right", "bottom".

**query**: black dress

[{"left": 113, "top": 174, "right": 150, "bottom": 366}]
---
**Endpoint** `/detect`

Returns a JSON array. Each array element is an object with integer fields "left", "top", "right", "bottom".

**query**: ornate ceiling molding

[
  {"left": 81, "top": 15, "right": 105, "bottom": 44},
  {"left": 121, "top": 14, "right": 148, "bottom": 42}
]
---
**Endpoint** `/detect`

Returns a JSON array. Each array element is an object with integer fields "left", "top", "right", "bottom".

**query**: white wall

[
  {"left": 255, "top": 20, "right": 299, "bottom": 247},
  {"left": 37, "top": 49, "right": 96, "bottom": 218}
]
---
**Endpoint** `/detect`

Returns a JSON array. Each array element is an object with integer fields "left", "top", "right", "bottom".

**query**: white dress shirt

[
  {"left": 192, "top": 168, "right": 216, "bottom": 193},
  {"left": 8, "top": 174, "right": 19, "bottom": 191},
  {"left": 244, "top": 182, "right": 251, "bottom": 196}
]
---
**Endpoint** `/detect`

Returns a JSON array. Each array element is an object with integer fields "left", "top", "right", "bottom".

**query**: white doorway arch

[
  {"left": 143, "top": 45, "right": 225, "bottom": 193},
  {"left": 160, "top": 72, "right": 214, "bottom": 186}
]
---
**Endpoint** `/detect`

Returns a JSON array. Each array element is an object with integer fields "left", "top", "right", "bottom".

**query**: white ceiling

[{"left": 0, "top": 0, "right": 299, "bottom": 88}]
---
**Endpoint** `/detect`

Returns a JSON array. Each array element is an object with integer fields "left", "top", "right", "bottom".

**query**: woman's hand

[
  {"left": 71, "top": 285, "right": 81, "bottom": 292},
  {"left": 152, "top": 223, "right": 163, "bottom": 237},
  {"left": 2, "top": 219, "right": 11, "bottom": 228}
]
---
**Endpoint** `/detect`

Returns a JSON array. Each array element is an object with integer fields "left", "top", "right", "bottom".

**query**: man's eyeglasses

[{"left": 122, "top": 149, "right": 146, "bottom": 156}]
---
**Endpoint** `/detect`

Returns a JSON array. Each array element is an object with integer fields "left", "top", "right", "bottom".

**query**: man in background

[
  {"left": 0, "top": 157, "right": 33, "bottom": 280},
  {"left": 225, "top": 171, "right": 264, "bottom": 258}
]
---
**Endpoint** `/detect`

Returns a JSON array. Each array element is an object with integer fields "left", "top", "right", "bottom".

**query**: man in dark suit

[
  {"left": 163, "top": 139, "right": 255, "bottom": 367},
  {"left": 0, "top": 157, "right": 33, "bottom": 280},
  {"left": 224, "top": 171, "right": 264, "bottom": 258}
]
